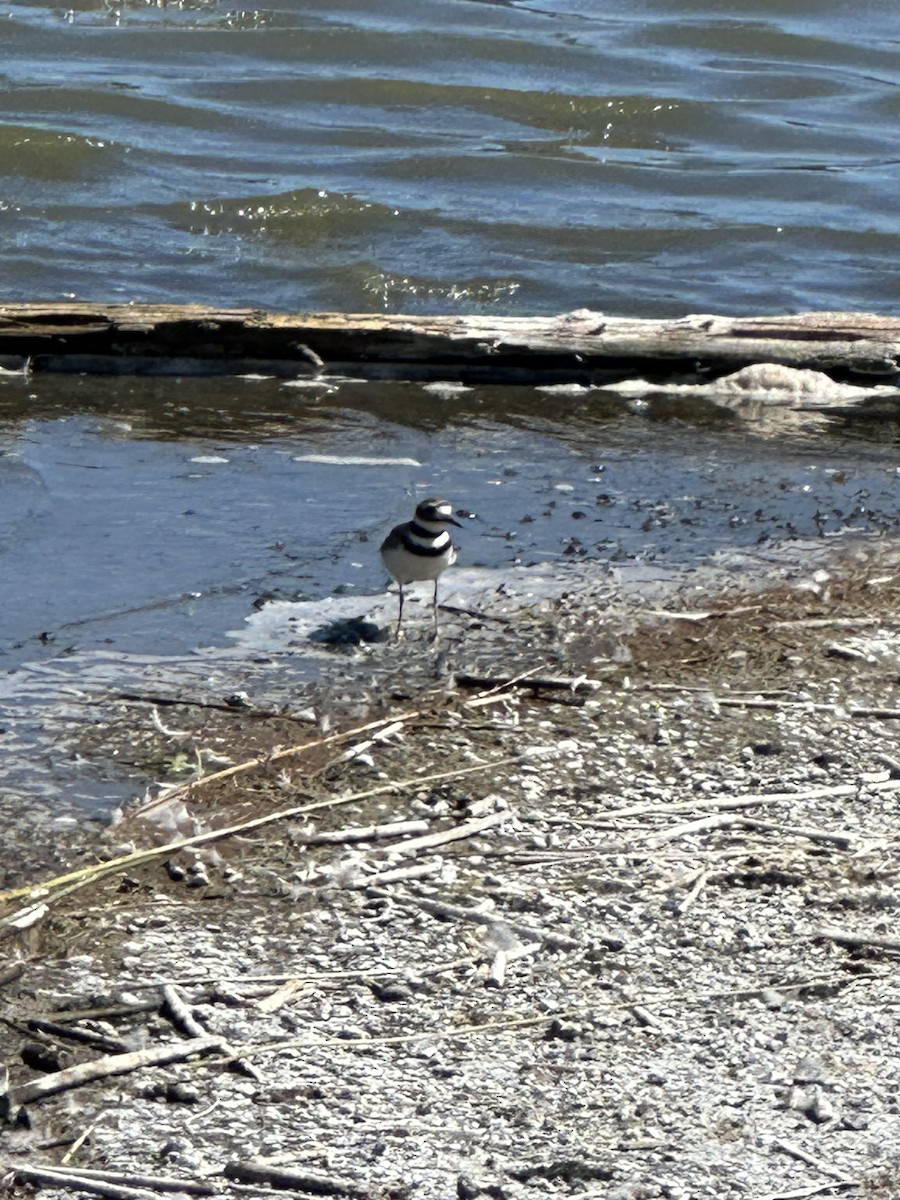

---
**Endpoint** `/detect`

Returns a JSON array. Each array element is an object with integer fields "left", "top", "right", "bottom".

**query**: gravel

[{"left": 3, "top": 536, "right": 900, "bottom": 1200}]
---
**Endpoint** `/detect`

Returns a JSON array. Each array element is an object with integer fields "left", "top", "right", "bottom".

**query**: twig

[
  {"left": 735, "top": 816, "right": 854, "bottom": 849},
  {"left": 815, "top": 927, "right": 900, "bottom": 954},
  {"left": 456, "top": 665, "right": 540, "bottom": 699},
  {"left": 593, "top": 778, "right": 900, "bottom": 824},
  {"left": 375, "top": 810, "right": 507, "bottom": 857},
  {"left": 338, "top": 719, "right": 407, "bottom": 762},
  {"left": 251, "top": 980, "right": 310, "bottom": 1014},
  {"left": 641, "top": 604, "right": 761, "bottom": 621},
  {"left": 678, "top": 869, "right": 709, "bottom": 914},
  {"left": 649, "top": 813, "right": 743, "bottom": 843},
  {"left": 642, "top": 681, "right": 900, "bottom": 721},
  {"left": 223, "top": 1161, "right": 364, "bottom": 1197},
  {"left": 691, "top": 694, "right": 900, "bottom": 720},
  {"left": 209, "top": 971, "right": 878, "bottom": 1067},
  {"left": 303, "top": 818, "right": 429, "bottom": 845},
  {"left": 10, "top": 1165, "right": 160, "bottom": 1200},
  {"left": 630, "top": 1004, "right": 671, "bottom": 1033},
  {"left": 161, "top": 983, "right": 208, "bottom": 1040},
  {"left": 27, "top": 1017, "right": 132, "bottom": 1055},
  {"left": 61, "top": 1118, "right": 101, "bottom": 1164},
  {"left": 772, "top": 1139, "right": 854, "bottom": 1182},
  {"left": 162, "top": 984, "right": 273, "bottom": 1082},
  {"left": 769, "top": 616, "right": 882, "bottom": 629},
  {"left": 366, "top": 887, "right": 580, "bottom": 951},
  {"left": 650, "top": 812, "right": 855, "bottom": 849},
  {"left": 758, "top": 1184, "right": 858, "bottom": 1200},
  {"left": 74, "top": 956, "right": 473, "bottom": 996},
  {"left": 122, "top": 672, "right": 525, "bottom": 827},
  {"left": 5, "top": 1036, "right": 222, "bottom": 1107},
  {"left": 116, "top": 691, "right": 316, "bottom": 721},
  {"left": 0, "top": 758, "right": 513, "bottom": 919},
  {"left": 438, "top": 603, "right": 511, "bottom": 624},
  {"left": 220, "top": 1008, "right": 585, "bottom": 1063},
  {"left": 486, "top": 950, "right": 507, "bottom": 988},
  {"left": 455, "top": 672, "right": 601, "bottom": 694},
  {"left": 121, "top": 707, "right": 435, "bottom": 825},
  {"left": 0, "top": 962, "right": 24, "bottom": 986},
  {"left": 35, "top": 1166, "right": 217, "bottom": 1196},
  {"left": 641, "top": 683, "right": 792, "bottom": 696},
  {"left": 350, "top": 860, "right": 442, "bottom": 887}
]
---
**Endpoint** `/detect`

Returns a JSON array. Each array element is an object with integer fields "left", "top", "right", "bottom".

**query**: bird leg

[
  {"left": 432, "top": 579, "right": 440, "bottom": 636},
  {"left": 395, "top": 583, "right": 405, "bottom": 639}
]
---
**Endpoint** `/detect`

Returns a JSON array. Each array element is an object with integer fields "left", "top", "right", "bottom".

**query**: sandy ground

[{"left": 3, "top": 535, "right": 900, "bottom": 1200}]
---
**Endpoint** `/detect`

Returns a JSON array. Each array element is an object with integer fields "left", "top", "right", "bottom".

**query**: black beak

[{"left": 448, "top": 516, "right": 463, "bottom": 528}]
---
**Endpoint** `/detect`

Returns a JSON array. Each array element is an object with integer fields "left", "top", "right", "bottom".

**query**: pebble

[{"left": 793, "top": 1055, "right": 827, "bottom": 1085}]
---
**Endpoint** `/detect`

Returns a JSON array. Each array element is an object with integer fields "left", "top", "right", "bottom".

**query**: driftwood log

[{"left": 0, "top": 304, "right": 898, "bottom": 381}]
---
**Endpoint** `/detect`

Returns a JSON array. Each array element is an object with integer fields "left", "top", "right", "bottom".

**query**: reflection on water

[{"left": 2, "top": 0, "right": 899, "bottom": 315}]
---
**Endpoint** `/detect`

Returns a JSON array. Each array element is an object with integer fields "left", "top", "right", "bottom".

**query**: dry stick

[
  {"left": 160, "top": 983, "right": 264, "bottom": 1081},
  {"left": 351, "top": 860, "right": 442, "bottom": 887},
  {"left": 5, "top": 1036, "right": 221, "bottom": 1107},
  {"left": 642, "top": 681, "right": 900, "bottom": 720},
  {"left": 641, "top": 683, "right": 793, "bottom": 696},
  {"left": 649, "top": 812, "right": 747, "bottom": 843},
  {"left": 759, "top": 1184, "right": 858, "bottom": 1200},
  {"left": 252, "top": 980, "right": 310, "bottom": 1014},
  {"left": 223, "top": 1161, "right": 364, "bottom": 1198},
  {"left": 678, "top": 868, "right": 709, "bottom": 914},
  {"left": 27, "top": 1016, "right": 132, "bottom": 1055},
  {"left": 0, "top": 961, "right": 24, "bottom": 986},
  {"left": 641, "top": 604, "right": 762, "bottom": 621},
  {"left": 487, "top": 950, "right": 508, "bottom": 988},
  {"left": 125, "top": 670, "right": 517, "bottom": 827},
  {"left": 31, "top": 1166, "right": 217, "bottom": 1196},
  {"left": 649, "top": 812, "right": 855, "bottom": 849},
  {"left": 772, "top": 1139, "right": 855, "bottom": 1184},
  {"left": 161, "top": 983, "right": 208, "bottom": 1041},
  {"left": 366, "top": 886, "right": 581, "bottom": 951},
  {"left": 0, "top": 757, "right": 513, "bottom": 916},
  {"left": 769, "top": 615, "right": 883, "bottom": 629},
  {"left": 735, "top": 816, "right": 855, "bottom": 849},
  {"left": 10, "top": 1165, "right": 161, "bottom": 1200},
  {"left": 220, "top": 1008, "right": 582, "bottom": 1064},
  {"left": 338, "top": 718, "right": 407, "bottom": 762},
  {"left": 305, "top": 818, "right": 429, "bottom": 845},
  {"left": 122, "top": 705, "right": 435, "bottom": 825},
  {"left": 630, "top": 1004, "right": 670, "bottom": 1032},
  {"left": 816, "top": 927, "right": 900, "bottom": 954},
  {"left": 592, "top": 777, "right": 900, "bottom": 825},
  {"left": 455, "top": 671, "right": 601, "bottom": 693},
  {"left": 61, "top": 1119, "right": 101, "bottom": 1165},
  {"left": 371, "top": 809, "right": 507, "bottom": 858},
  {"left": 458, "top": 665, "right": 541, "bottom": 700},
  {"left": 30, "top": 957, "right": 470, "bottom": 1025},
  {"left": 700, "top": 695, "right": 900, "bottom": 720}
]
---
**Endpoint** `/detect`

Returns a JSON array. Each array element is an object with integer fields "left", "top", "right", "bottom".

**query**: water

[
  {"left": 2, "top": 0, "right": 899, "bottom": 315},
  {"left": 3, "top": 1, "right": 900, "bottom": 816},
  {"left": 2, "top": 373, "right": 898, "bottom": 671}
]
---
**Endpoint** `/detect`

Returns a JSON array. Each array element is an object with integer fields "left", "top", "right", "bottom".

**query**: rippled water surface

[
  {"left": 3, "top": 1, "right": 900, "bottom": 815},
  {"left": 3, "top": 0, "right": 899, "bottom": 315}
]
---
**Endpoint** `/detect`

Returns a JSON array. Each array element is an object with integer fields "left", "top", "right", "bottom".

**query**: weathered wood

[
  {"left": 4, "top": 1036, "right": 222, "bottom": 1109},
  {"left": 0, "top": 303, "right": 898, "bottom": 381}
]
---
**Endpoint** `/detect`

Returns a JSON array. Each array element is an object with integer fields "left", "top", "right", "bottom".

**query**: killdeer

[{"left": 380, "top": 497, "right": 462, "bottom": 636}]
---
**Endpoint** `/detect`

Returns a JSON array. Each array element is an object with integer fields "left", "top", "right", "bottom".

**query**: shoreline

[{"left": 4, "top": 535, "right": 900, "bottom": 1197}]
